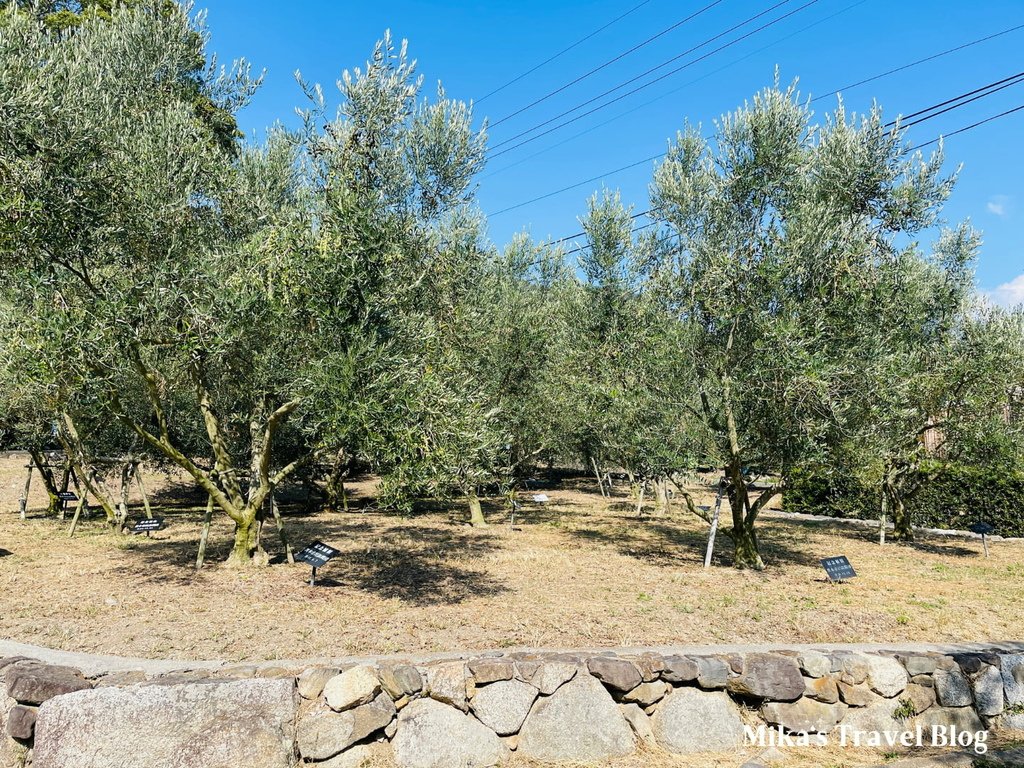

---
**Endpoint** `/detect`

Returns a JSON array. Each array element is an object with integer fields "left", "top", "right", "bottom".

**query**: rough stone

[
  {"left": 797, "top": 652, "right": 831, "bottom": 679},
  {"left": 527, "top": 661, "right": 577, "bottom": 695},
  {"left": 379, "top": 665, "right": 422, "bottom": 699},
  {"left": 660, "top": 656, "right": 699, "bottom": 684},
  {"left": 298, "top": 693, "right": 396, "bottom": 761},
  {"left": 32, "top": 678, "right": 297, "bottom": 768},
  {"left": 913, "top": 706, "right": 985, "bottom": 735},
  {"left": 973, "top": 664, "right": 1004, "bottom": 717},
  {"left": 425, "top": 662, "right": 468, "bottom": 711},
  {"left": 910, "top": 674, "right": 934, "bottom": 687},
  {"left": 635, "top": 654, "right": 665, "bottom": 682},
  {"left": 619, "top": 703, "right": 654, "bottom": 745},
  {"left": 0, "top": 658, "right": 29, "bottom": 675},
  {"left": 470, "top": 679, "right": 537, "bottom": 736},
  {"left": 804, "top": 676, "right": 839, "bottom": 704},
  {"left": 934, "top": 667, "right": 973, "bottom": 707},
  {"left": 758, "top": 745, "right": 787, "bottom": 764},
  {"left": 297, "top": 666, "right": 339, "bottom": 700},
  {"left": 837, "top": 681, "right": 881, "bottom": 708},
  {"left": 864, "top": 656, "right": 908, "bottom": 698},
  {"left": 727, "top": 653, "right": 804, "bottom": 702},
  {"left": 999, "top": 713, "right": 1024, "bottom": 734},
  {"left": 315, "top": 742, "right": 384, "bottom": 768},
  {"left": 651, "top": 687, "right": 745, "bottom": 753},
  {"left": 93, "top": 671, "right": 148, "bottom": 688},
  {"left": 254, "top": 666, "right": 293, "bottom": 679},
  {"left": 840, "top": 698, "right": 908, "bottom": 738},
  {"left": 518, "top": 673, "right": 634, "bottom": 762},
  {"left": 587, "top": 657, "right": 642, "bottom": 693},
  {"left": 837, "top": 654, "right": 870, "bottom": 685},
  {"left": 324, "top": 666, "right": 381, "bottom": 712},
  {"left": 5, "top": 705, "right": 35, "bottom": 740},
  {"left": 467, "top": 659, "right": 514, "bottom": 685},
  {"left": 902, "top": 683, "right": 936, "bottom": 715},
  {"left": 392, "top": 698, "right": 507, "bottom": 768},
  {"left": 761, "top": 698, "right": 845, "bottom": 734},
  {"left": 695, "top": 656, "right": 729, "bottom": 689},
  {"left": 902, "top": 655, "right": 938, "bottom": 676},
  {"left": 621, "top": 680, "right": 669, "bottom": 707},
  {"left": 5, "top": 662, "right": 92, "bottom": 705},
  {"left": 1001, "top": 654, "right": 1024, "bottom": 705},
  {"left": 952, "top": 654, "right": 985, "bottom": 676}
]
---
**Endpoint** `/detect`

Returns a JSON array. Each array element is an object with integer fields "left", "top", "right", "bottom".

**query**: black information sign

[
  {"left": 295, "top": 541, "right": 340, "bottom": 585},
  {"left": 820, "top": 555, "right": 857, "bottom": 582},
  {"left": 57, "top": 491, "right": 78, "bottom": 502},
  {"left": 969, "top": 522, "right": 995, "bottom": 536},
  {"left": 131, "top": 518, "right": 164, "bottom": 534},
  {"left": 295, "top": 541, "right": 341, "bottom": 568}
]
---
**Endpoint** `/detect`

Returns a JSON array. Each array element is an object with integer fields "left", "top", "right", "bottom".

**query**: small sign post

[
  {"left": 131, "top": 518, "right": 164, "bottom": 537},
  {"left": 969, "top": 522, "right": 995, "bottom": 557},
  {"left": 820, "top": 555, "right": 857, "bottom": 583},
  {"left": 294, "top": 541, "right": 341, "bottom": 586},
  {"left": 56, "top": 491, "right": 78, "bottom": 517}
]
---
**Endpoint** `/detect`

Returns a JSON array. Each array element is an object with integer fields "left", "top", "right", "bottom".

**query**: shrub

[{"left": 785, "top": 463, "right": 1024, "bottom": 537}]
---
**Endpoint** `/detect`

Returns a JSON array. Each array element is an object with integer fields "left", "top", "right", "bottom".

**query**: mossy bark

[{"left": 468, "top": 492, "right": 487, "bottom": 527}]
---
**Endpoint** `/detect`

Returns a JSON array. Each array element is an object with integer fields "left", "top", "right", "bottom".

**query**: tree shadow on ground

[
  {"left": 102, "top": 504, "right": 509, "bottom": 605},
  {"left": 562, "top": 506, "right": 836, "bottom": 570}
]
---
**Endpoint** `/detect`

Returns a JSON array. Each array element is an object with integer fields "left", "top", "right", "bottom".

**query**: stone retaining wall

[{"left": 3, "top": 643, "right": 1024, "bottom": 767}]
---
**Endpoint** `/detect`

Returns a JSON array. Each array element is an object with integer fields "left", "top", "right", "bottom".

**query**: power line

[
  {"left": 489, "top": 0, "right": 823, "bottom": 158},
  {"left": 482, "top": 0, "right": 870, "bottom": 182},
  {"left": 490, "top": 63, "right": 1024, "bottom": 218},
  {"left": 477, "top": 0, "right": 655, "bottom": 104},
  {"left": 896, "top": 71, "right": 1024, "bottom": 129},
  {"left": 910, "top": 102, "right": 1024, "bottom": 151},
  {"left": 491, "top": 0, "right": 805, "bottom": 147},
  {"left": 542, "top": 96, "right": 1024, "bottom": 254},
  {"left": 810, "top": 22, "right": 1024, "bottom": 103},
  {"left": 489, "top": 152, "right": 665, "bottom": 217},
  {"left": 489, "top": 0, "right": 727, "bottom": 127}
]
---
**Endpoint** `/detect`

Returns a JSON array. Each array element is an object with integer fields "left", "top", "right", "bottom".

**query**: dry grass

[{"left": 0, "top": 454, "right": 1022, "bottom": 663}]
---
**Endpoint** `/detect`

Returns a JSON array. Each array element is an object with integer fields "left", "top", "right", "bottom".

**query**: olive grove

[{"left": 2, "top": 2, "right": 1022, "bottom": 570}]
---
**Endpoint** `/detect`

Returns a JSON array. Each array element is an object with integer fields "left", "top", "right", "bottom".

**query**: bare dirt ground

[{"left": 0, "top": 453, "right": 1021, "bottom": 664}]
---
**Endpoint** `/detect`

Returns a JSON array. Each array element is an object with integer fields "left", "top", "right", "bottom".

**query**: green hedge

[{"left": 785, "top": 464, "right": 1024, "bottom": 538}]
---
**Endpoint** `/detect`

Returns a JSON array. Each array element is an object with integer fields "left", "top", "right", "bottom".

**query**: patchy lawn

[{"left": 0, "top": 453, "right": 1020, "bottom": 663}]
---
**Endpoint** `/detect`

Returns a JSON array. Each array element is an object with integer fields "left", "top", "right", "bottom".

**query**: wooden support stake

[
  {"left": 67, "top": 469, "right": 86, "bottom": 538},
  {"left": 982, "top": 533, "right": 990, "bottom": 558},
  {"left": 271, "top": 495, "right": 294, "bottom": 564},
  {"left": 116, "top": 461, "right": 133, "bottom": 530},
  {"left": 134, "top": 464, "right": 153, "bottom": 520},
  {"left": 704, "top": 480, "right": 725, "bottom": 569},
  {"left": 591, "top": 458, "right": 607, "bottom": 498},
  {"left": 19, "top": 461, "right": 33, "bottom": 520},
  {"left": 196, "top": 495, "right": 213, "bottom": 570}
]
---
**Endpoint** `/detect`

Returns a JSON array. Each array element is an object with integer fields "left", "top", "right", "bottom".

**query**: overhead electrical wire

[
  {"left": 810, "top": 22, "right": 1024, "bottom": 104},
  {"left": 546, "top": 90, "right": 1024, "bottom": 256},
  {"left": 487, "top": 0, "right": 823, "bottom": 157},
  {"left": 489, "top": 62, "right": 1024, "bottom": 218},
  {"left": 477, "top": 0, "right": 655, "bottom": 104},
  {"left": 482, "top": 0, "right": 870, "bottom": 181},
  {"left": 489, "top": 0, "right": 727, "bottom": 126}
]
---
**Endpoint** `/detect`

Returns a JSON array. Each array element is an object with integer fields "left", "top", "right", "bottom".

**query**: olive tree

[
  {"left": 1, "top": 5, "right": 487, "bottom": 563},
  {"left": 651, "top": 84, "right": 959, "bottom": 569}
]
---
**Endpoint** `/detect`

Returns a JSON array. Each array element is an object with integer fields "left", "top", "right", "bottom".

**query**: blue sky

[{"left": 205, "top": 0, "right": 1023, "bottom": 303}]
